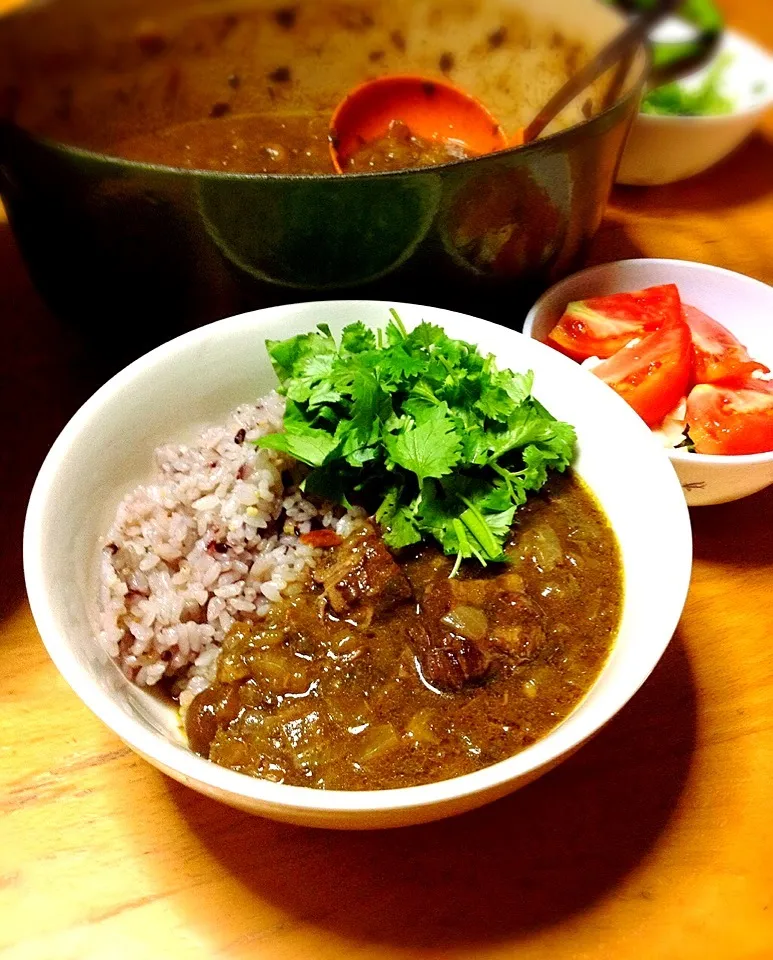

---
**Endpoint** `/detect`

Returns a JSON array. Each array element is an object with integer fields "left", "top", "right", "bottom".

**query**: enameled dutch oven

[{"left": 0, "top": 0, "right": 649, "bottom": 349}]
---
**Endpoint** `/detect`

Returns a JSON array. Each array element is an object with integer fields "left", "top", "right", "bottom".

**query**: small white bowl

[
  {"left": 618, "top": 27, "right": 773, "bottom": 186},
  {"left": 523, "top": 259, "right": 773, "bottom": 507},
  {"left": 24, "top": 300, "right": 691, "bottom": 829}
]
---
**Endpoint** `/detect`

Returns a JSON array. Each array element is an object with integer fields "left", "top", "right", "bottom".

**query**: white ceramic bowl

[
  {"left": 523, "top": 259, "right": 773, "bottom": 507},
  {"left": 618, "top": 27, "right": 773, "bottom": 186},
  {"left": 24, "top": 300, "right": 692, "bottom": 829}
]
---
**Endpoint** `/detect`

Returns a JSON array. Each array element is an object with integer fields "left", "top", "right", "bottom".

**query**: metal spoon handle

[{"left": 521, "top": 0, "right": 681, "bottom": 143}]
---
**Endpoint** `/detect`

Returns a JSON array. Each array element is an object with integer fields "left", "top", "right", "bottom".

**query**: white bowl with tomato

[{"left": 523, "top": 259, "right": 773, "bottom": 506}]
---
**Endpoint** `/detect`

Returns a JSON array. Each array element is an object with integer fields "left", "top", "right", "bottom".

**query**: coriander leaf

[
  {"left": 307, "top": 383, "right": 342, "bottom": 409},
  {"left": 475, "top": 384, "right": 515, "bottom": 421},
  {"left": 350, "top": 369, "right": 380, "bottom": 430},
  {"left": 406, "top": 321, "right": 445, "bottom": 349},
  {"left": 265, "top": 333, "right": 314, "bottom": 382},
  {"left": 407, "top": 380, "right": 442, "bottom": 407},
  {"left": 478, "top": 402, "right": 566, "bottom": 465},
  {"left": 382, "top": 504, "right": 422, "bottom": 550},
  {"left": 459, "top": 498, "right": 507, "bottom": 562},
  {"left": 375, "top": 484, "right": 421, "bottom": 549},
  {"left": 415, "top": 479, "right": 464, "bottom": 556},
  {"left": 384, "top": 403, "right": 462, "bottom": 486},
  {"left": 451, "top": 518, "right": 485, "bottom": 570},
  {"left": 402, "top": 396, "right": 438, "bottom": 421},
  {"left": 326, "top": 357, "right": 361, "bottom": 397},
  {"left": 441, "top": 474, "right": 513, "bottom": 513},
  {"left": 385, "top": 308, "right": 409, "bottom": 345},
  {"left": 481, "top": 506, "right": 517, "bottom": 539},
  {"left": 375, "top": 484, "right": 400, "bottom": 524},
  {"left": 344, "top": 445, "right": 380, "bottom": 467},
  {"left": 500, "top": 369, "right": 534, "bottom": 406},
  {"left": 256, "top": 427, "right": 338, "bottom": 466},
  {"left": 445, "top": 375, "right": 482, "bottom": 415},
  {"left": 341, "top": 321, "right": 376, "bottom": 354},
  {"left": 341, "top": 370, "right": 392, "bottom": 461},
  {"left": 519, "top": 445, "right": 554, "bottom": 491},
  {"left": 266, "top": 328, "right": 336, "bottom": 386},
  {"left": 380, "top": 344, "right": 427, "bottom": 381}
]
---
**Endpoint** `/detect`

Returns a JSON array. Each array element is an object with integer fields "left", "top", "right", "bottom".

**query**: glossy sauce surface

[
  {"left": 186, "top": 472, "right": 622, "bottom": 790},
  {"left": 344, "top": 120, "right": 473, "bottom": 172}
]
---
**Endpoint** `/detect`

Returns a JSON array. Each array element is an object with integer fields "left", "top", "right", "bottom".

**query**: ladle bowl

[{"left": 329, "top": 75, "right": 510, "bottom": 173}]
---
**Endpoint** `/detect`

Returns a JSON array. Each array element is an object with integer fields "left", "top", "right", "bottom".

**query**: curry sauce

[{"left": 186, "top": 472, "right": 622, "bottom": 790}]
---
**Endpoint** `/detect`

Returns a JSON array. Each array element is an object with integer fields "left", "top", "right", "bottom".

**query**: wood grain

[{"left": 2, "top": 1, "right": 773, "bottom": 957}]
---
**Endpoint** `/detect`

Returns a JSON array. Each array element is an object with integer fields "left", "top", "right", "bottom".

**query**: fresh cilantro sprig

[{"left": 256, "top": 311, "right": 576, "bottom": 570}]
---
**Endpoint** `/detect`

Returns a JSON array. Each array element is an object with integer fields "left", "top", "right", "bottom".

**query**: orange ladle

[
  {"left": 329, "top": 0, "right": 680, "bottom": 173},
  {"left": 329, "top": 76, "right": 515, "bottom": 173}
]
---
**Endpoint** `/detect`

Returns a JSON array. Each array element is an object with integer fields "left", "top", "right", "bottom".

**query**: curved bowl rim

[{"left": 23, "top": 298, "right": 693, "bottom": 819}]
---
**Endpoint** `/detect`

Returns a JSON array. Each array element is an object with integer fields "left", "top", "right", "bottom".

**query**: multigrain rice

[{"left": 98, "top": 391, "right": 364, "bottom": 710}]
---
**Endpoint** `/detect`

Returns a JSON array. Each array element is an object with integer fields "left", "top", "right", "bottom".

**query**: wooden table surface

[{"left": 2, "top": 1, "right": 773, "bottom": 957}]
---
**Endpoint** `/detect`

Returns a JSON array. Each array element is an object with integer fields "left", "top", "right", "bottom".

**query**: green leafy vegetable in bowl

[
  {"left": 642, "top": 53, "right": 734, "bottom": 116},
  {"left": 257, "top": 311, "right": 576, "bottom": 572},
  {"left": 610, "top": 0, "right": 723, "bottom": 75}
]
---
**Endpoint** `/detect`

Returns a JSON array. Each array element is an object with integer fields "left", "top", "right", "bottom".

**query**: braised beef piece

[
  {"left": 186, "top": 683, "right": 241, "bottom": 755},
  {"left": 415, "top": 574, "right": 546, "bottom": 692},
  {"left": 410, "top": 620, "right": 491, "bottom": 693},
  {"left": 314, "top": 524, "right": 413, "bottom": 617}
]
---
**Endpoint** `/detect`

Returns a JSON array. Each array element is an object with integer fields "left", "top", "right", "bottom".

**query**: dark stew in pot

[
  {"left": 186, "top": 471, "right": 622, "bottom": 790},
  {"left": 0, "top": 0, "right": 613, "bottom": 174},
  {"left": 343, "top": 119, "right": 474, "bottom": 172}
]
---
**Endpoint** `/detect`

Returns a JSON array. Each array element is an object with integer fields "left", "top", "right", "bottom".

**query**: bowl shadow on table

[
  {"left": 163, "top": 631, "right": 697, "bottom": 949},
  {"left": 583, "top": 216, "right": 646, "bottom": 269},
  {"left": 614, "top": 131, "right": 773, "bottom": 214},
  {"left": 690, "top": 485, "right": 773, "bottom": 567}
]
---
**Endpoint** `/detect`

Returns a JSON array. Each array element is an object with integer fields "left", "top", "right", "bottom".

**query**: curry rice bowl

[
  {"left": 24, "top": 299, "right": 693, "bottom": 827},
  {"left": 98, "top": 391, "right": 364, "bottom": 712}
]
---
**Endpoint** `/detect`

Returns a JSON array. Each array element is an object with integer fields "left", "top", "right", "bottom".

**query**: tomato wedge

[
  {"left": 547, "top": 283, "right": 681, "bottom": 362},
  {"left": 591, "top": 318, "right": 693, "bottom": 426},
  {"left": 682, "top": 304, "right": 770, "bottom": 384},
  {"left": 686, "top": 378, "right": 773, "bottom": 455}
]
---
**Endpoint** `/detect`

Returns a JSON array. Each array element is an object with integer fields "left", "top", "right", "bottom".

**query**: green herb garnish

[
  {"left": 642, "top": 53, "right": 734, "bottom": 116},
  {"left": 256, "top": 312, "right": 576, "bottom": 568}
]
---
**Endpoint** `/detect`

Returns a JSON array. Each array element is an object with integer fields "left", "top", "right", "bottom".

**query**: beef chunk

[
  {"left": 411, "top": 621, "right": 492, "bottom": 692},
  {"left": 486, "top": 590, "right": 546, "bottom": 661},
  {"left": 314, "top": 525, "right": 413, "bottom": 617},
  {"left": 415, "top": 573, "right": 546, "bottom": 692}
]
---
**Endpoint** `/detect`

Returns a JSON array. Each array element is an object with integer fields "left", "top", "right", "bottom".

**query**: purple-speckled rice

[{"left": 98, "top": 391, "right": 364, "bottom": 710}]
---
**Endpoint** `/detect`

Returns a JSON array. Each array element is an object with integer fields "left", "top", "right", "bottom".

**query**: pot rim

[{"left": 0, "top": 46, "right": 650, "bottom": 181}]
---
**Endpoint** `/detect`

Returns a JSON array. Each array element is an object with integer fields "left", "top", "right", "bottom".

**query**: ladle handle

[{"left": 521, "top": 0, "right": 682, "bottom": 143}]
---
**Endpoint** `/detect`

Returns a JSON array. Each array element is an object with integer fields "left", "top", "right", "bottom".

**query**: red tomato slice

[
  {"left": 686, "top": 378, "right": 773, "bottom": 455},
  {"left": 547, "top": 283, "right": 681, "bottom": 362},
  {"left": 682, "top": 304, "right": 770, "bottom": 384},
  {"left": 591, "top": 318, "right": 693, "bottom": 426}
]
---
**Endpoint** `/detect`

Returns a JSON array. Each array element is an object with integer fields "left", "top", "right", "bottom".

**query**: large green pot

[{"left": 0, "top": 0, "right": 648, "bottom": 349}]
